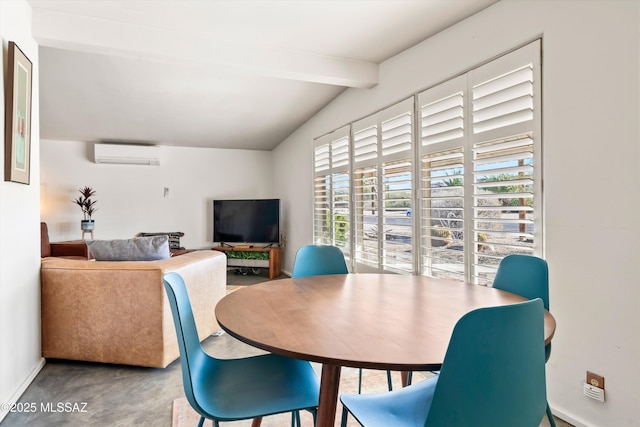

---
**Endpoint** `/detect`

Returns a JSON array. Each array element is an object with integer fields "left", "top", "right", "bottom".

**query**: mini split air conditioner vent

[{"left": 94, "top": 143, "right": 160, "bottom": 166}]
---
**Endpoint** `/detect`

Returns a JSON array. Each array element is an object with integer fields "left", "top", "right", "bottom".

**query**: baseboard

[
  {"left": 0, "top": 357, "right": 46, "bottom": 423},
  {"left": 549, "top": 404, "right": 594, "bottom": 427}
]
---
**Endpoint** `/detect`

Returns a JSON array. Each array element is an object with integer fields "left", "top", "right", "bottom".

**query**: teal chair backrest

[
  {"left": 163, "top": 272, "right": 213, "bottom": 418},
  {"left": 493, "top": 254, "right": 550, "bottom": 310},
  {"left": 493, "top": 254, "right": 551, "bottom": 363},
  {"left": 425, "top": 299, "right": 547, "bottom": 427},
  {"left": 291, "top": 245, "right": 348, "bottom": 278}
]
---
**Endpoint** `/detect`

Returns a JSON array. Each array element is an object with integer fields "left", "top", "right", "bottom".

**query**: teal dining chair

[
  {"left": 292, "top": 245, "right": 394, "bottom": 394},
  {"left": 163, "top": 272, "right": 319, "bottom": 427},
  {"left": 339, "top": 299, "right": 547, "bottom": 427},
  {"left": 291, "top": 244, "right": 349, "bottom": 278},
  {"left": 493, "top": 253, "right": 556, "bottom": 427}
]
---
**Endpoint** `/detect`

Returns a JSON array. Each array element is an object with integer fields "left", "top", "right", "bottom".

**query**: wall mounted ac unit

[{"left": 94, "top": 143, "right": 160, "bottom": 165}]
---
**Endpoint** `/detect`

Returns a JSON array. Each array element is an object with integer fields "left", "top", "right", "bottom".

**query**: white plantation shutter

[
  {"left": 472, "top": 68, "right": 534, "bottom": 133},
  {"left": 353, "top": 119, "right": 379, "bottom": 269},
  {"left": 381, "top": 157, "right": 413, "bottom": 274},
  {"left": 472, "top": 56, "right": 535, "bottom": 138},
  {"left": 354, "top": 124, "right": 378, "bottom": 164},
  {"left": 313, "top": 126, "right": 351, "bottom": 258},
  {"left": 352, "top": 98, "right": 414, "bottom": 273},
  {"left": 353, "top": 164, "right": 378, "bottom": 269},
  {"left": 418, "top": 75, "right": 467, "bottom": 280},
  {"left": 313, "top": 134, "right": 332, "bottom": 245},
  {"left": 419, "top": 148, "right": 465, "bottom": 280},
  {"left": 472, "top": 137, "right": 535, "bottom": 265},
  {"left": 331, "top": 168, "right": 350, "bottom": 253},
  {"left": 418, "top": 40, "right": 541, "bottom": 284},
  {"left": 314, "top": 137, "right": 330, "bottom": 174},
  {"left": 469, "top": 41, "right": 541, "bottom": 284},
  {"left": 421, "top": 92, "right": 464, "bottom": 146},
  {"left": 381, "top": 110, "right": 412, "bottom": 156},
  {"left": 313, "top": 40, "right": 541, "bottom": 282},
  {"left": 332, "top": 134, "right": 350, "bottom": 169}
]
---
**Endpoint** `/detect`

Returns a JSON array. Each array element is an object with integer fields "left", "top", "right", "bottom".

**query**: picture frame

[{"left": 4, "top": 41, "right": 33, "bottom": 185}]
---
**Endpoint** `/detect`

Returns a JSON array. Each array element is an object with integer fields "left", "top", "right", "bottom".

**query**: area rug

[{"left": 173, "top": 368, "right": 430, "bottom": 426}]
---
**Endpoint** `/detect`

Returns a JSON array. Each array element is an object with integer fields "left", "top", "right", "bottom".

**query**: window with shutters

[
  {"left": 469, "top": 42, "right": 541, "bottom": 285},
  {"left": 351, "top": 98, "right": 414, "bottom": 273},
  {"left": 418, "top": 76, "right": 467, "bottom": 281},
  {"left": 312, "top": 40, "right": 541, "bottom": 281},
  {"left": 313, "top": 137, "right": 331, "bottom": 246},
  {"left": 418, "top": 40, "right": 541, "bottom": 284},
  {"left": 353, "top": 123, "right": 379, "bottom": 270},
  {"left": 313, "top": 126, "right": 351, "bottom": 259}
]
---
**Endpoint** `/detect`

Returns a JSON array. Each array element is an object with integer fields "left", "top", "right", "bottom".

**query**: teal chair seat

[
  {"left": 341, "top": 375, "right": 438, "bottom": 427},
  {"left": 163, "top": 272, "right": 319, "bottom": 427},
  {"left": 190, "top": 355, "right": 318, "bottom": 422},
  {"left": 340, "top": 299, "right": 547, "bottom": 427}
]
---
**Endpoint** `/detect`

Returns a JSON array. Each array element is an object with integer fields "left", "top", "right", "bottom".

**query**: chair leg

[
  {"left": 361, "top": 368, "right": 394, "bottom": 392},
  {"left": 546, "top": 402, "right": 557, "bottom": 427},
  {"left": 198, "top": 416, "right": 206, "bottom": 427},
  {"left": 340, "top": 406, "right": 349, "bottom": 427},
  {"left": 308, "top": 408, "right": 317, "bottom": 427},
  {"left": 251, "top": 417, "right": 263, "bottom": 427}
]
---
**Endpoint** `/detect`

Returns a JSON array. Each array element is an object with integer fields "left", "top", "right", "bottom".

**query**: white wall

[
  {"left": 41, "top": 140, "right": 274, "bottom": 249},
  {"left": 273, "top": 1, "right": 640, "bottom": 426},
  {"left": 0, "top": 0, "right": 44, "bottom": 422}
]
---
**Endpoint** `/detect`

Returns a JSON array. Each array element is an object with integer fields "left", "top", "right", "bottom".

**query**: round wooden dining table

[{"left": 215, "top": 273, "right": 556, "bottom": 427}]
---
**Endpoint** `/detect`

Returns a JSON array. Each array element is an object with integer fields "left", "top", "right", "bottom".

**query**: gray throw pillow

[{"left": 86, "top": 236, "right": 171, "bottom": 261}]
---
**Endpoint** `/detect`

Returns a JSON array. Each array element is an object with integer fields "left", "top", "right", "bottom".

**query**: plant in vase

[{"left": 73, "top": 186, "right": 98, "bottom": 232}]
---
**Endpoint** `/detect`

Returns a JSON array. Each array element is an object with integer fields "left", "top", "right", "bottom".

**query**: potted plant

[{"left": 73, "top": 186, "right": 98, "bottom": 231}]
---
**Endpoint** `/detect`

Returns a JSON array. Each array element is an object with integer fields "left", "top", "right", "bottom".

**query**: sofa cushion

[{"left": 87, "top": 236, "right": 171, "bottom": 261}]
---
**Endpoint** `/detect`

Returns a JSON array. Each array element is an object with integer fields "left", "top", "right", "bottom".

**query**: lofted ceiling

[{"left": 29, "top": 0, "right": 498, "bottom": 151}]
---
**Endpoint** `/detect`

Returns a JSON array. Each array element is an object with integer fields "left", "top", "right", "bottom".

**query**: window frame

[{"left": 313, "top": 40, "right": 542, "bottom": 282}]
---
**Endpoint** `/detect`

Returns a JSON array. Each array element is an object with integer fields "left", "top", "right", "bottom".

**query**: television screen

[{"left": 213, "top": 199, "right": 280, "bottom": 244}]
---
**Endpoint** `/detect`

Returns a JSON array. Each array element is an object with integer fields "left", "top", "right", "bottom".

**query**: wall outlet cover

[{"left": 587, "top": 371, "right": 605, "bottom": 389}]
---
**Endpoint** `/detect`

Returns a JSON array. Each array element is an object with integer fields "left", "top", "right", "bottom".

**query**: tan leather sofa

[
  {"left": 40, "top": 222, "right": 90, "bottom": 259},
  {"left": 41, "top": 250, "right": 226, "bottom": 368}
]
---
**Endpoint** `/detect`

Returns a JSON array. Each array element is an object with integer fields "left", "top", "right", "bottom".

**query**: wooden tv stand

[{"left": 212, "top": 246, "right": 282, "bottom": 279}]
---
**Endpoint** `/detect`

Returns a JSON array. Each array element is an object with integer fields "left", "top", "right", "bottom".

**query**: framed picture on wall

[{"left": 4, "top": 41, "right": 33, "bottom": 185}]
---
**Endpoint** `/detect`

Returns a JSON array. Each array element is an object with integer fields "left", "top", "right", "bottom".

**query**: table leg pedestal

[
  {"left": 316, "top": 364, "right": 342, "bottom": 427},
  {"left": 401, "top": 371, "right": 410, "bottom": 387}
]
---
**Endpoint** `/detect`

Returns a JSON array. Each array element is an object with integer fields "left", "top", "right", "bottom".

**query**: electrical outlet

[{"left": 587, "top": 371, "right": 605, "bottom": 389}]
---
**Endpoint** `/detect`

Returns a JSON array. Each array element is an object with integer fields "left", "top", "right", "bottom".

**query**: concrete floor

[
  {"left": 1, "top": 329, "right": 267, "bottom": 426},
  {"left": 1, "top": 269, "right": 572, "bottom": 426}
]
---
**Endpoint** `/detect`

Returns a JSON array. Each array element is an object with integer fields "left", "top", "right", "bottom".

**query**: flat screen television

[{"left": 213, "top": 199, "right": 280, "bottom": 244}]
